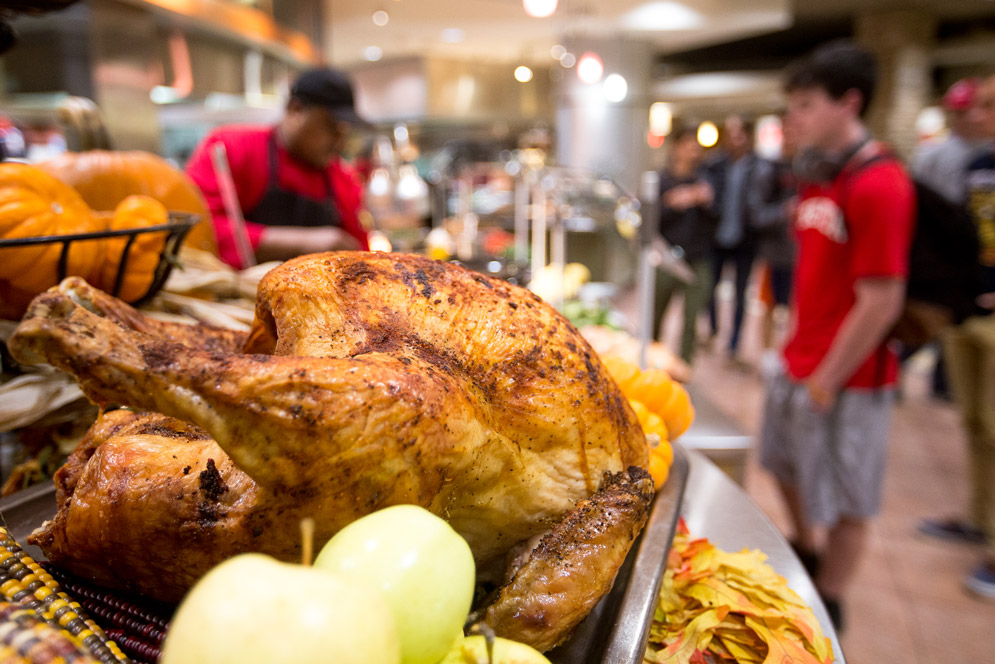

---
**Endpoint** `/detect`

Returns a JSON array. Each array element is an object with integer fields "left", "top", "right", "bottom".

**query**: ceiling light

[
  {"left": 363, "top": 46, "right": 383, "bottom": 61},
  {"left": 440, "top": 28, "right": 465, "bottom": 43},
  {"left": 372, "top": 10, "right": 389, "bottom": 26},
  {"left": 550, "top": 44, "right": 566, "bottom": 60},
  {"left": 559, "top": 52, "right": 576, "bottom": 68},
  {"left": 755, "top": 114, "right": 783, "bottom": 159},
  {"left": 523, "top": 0, "right": 558, "bottom": 18},
  {"left": 515, "top": 66, "right": 534, "bottom": 83},
  {"left": 576, "top": 52, "right": 603, "bottom": 84},
  {"left": 603, "top": 73, "right": 627, "bottom": 102},
  {"left": 620, "top": 1, "right": 703, "bottom": 31},
  {"left": 697, "top": 121, "right": 719, "bottom": 148},
  {"left": 649, "top": 102, "right": 672, "bottom": 135},
  {"left": 916, "top": 106, "right": 945, "bottom": 139}
]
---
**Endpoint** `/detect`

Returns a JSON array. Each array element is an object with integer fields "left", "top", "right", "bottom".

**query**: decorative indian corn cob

[
  {"left": 0, "top": 527, "right": 129, "bottom": 664},
  {"left": 42, "top": 566, "right": 169, "bottom": 664},
  {"left": 0, "top": 601, "right": 98, "bottom": 663}
]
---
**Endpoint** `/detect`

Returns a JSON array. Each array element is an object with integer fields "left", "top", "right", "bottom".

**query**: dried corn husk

[
  {"left": 162, "top": 248, "right": 278, "bottom": 301},
  {"left": 0, "top": 372, "right": 84, "bottom": 434},
  {"left": 148, "top": 292, "right": 254, "bottom": 331}
]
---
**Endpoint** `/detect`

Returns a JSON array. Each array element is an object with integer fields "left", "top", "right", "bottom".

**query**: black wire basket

[{"left": 0, "top": 212, "right": 199, "bottom": 307}]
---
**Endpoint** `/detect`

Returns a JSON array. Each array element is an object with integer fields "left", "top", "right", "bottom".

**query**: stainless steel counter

[
  {"left": 680, "top": 387, "right": 753, "bottom": 484},
  {"left": 682, "top": 448, "right": 847, "bottom": 663}
]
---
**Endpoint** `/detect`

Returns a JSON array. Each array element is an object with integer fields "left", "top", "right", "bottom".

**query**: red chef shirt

[
  {"left": 185, "top": 125, "right": 369, "bottom": 268},
  {"left": 783, "top": 152, "right": 915, "bottom": 388}
]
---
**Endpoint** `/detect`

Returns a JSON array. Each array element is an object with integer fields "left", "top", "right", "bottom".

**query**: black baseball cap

[{"left": 290, "top": 67, "right": 369, "bottom": 126}]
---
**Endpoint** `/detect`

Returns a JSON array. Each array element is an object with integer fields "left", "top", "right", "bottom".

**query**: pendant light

[{"left": 523, "top": 0, "right": 557, "bottom": 18}]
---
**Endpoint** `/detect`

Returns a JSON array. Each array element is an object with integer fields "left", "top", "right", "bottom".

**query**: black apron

[{"left": 248, "top": 131, "right": 342, "bottom": 229}]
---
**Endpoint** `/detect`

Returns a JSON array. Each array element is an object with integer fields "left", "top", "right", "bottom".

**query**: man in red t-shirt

[
  {"left": 759, "top": 40, "right": 915, "bottom": 631},
  {"left": 186, "top": 67, "right": 370, "bottom": 269}
]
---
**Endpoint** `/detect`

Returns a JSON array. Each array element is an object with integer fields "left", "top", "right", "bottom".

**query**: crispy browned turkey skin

[
  {"left": 484, "top": 467, "right": 654, "bottom": 652},
  {"left": 9, "top": 252, "right": 651, "bottom": 650}
]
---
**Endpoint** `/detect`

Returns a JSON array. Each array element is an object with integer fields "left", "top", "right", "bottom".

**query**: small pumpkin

[
  {"left": 99, "top": 195, "right": 168, "bottom": 302},
  {"left": 628, "top": 397, "right": 673, "bottom": 490},
  {"left": 0, "top": 279, "right": 37, "bottom": 321},
  {"left": 38, "top": 150, "right": 217, "bottom": 255},
  {"left": 602, "top": 354, "right": 696, "bottom": 439},
  {"left": 0, "top": 162, "right": 103, "bottom": 296}
]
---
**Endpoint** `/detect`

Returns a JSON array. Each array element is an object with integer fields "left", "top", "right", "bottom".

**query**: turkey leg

[
  {"left": 9, "top": 287, "right": 483, "bottom": 494},
  {"left": 483, "top": 466, "right": 654, "bottom": 652},
  {"left": 51, "top": 277, "right": 248, "bottom": 353}
]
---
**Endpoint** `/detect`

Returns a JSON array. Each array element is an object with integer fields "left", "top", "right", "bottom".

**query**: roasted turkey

[{"left": 9, "top": 252, "right": 653, "bottom": 650}]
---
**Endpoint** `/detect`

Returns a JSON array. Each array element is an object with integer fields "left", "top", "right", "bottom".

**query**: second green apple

[{"left": 314, "top": 505, "right": 476, "bottom": 664}]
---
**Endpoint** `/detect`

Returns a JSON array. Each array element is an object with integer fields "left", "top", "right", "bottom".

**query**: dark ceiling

[{"left": 658, "top": 1, "right": 995, "bottom": 80}]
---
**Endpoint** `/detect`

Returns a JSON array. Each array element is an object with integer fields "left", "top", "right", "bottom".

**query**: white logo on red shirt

[{"left": 795, "top": 197, "right": 848, "bottom": 243}]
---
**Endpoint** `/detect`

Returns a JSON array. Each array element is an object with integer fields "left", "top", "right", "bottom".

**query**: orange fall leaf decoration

[{"left": 645, "top": 519, "right": 834, "bottom": 664}]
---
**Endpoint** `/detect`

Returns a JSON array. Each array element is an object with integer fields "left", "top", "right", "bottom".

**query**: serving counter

[
  {"left": 677, "top": 389, "right": 845, "bottom": 659},
  {"left": 682, "top": 448, "right": 846, "bottom": 663},
  {"left": 680, "top": 386, "right": 753, "bottom": 485}
]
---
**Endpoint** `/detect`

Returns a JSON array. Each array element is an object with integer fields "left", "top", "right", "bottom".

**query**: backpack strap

[
  {"left": 836, "top": 141, "right": 905, "bottom": 397},
  {"left": 838, "top": 141, "right": 900, "bottom": 193}
]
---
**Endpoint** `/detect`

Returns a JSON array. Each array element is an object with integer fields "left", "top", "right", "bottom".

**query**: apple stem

[
  {"left": 467, "top": 622, "right": 496, "bottom": 664},
  {"left": 300, "top": 517, "right": 315, "bottom": 566}
]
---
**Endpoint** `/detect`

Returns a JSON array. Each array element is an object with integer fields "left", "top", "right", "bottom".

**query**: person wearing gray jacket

[{"left": 747, "top": 116, "right": 800, "bottom": 374}]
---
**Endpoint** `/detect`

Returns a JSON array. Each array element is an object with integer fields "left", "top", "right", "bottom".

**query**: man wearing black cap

[{"left": 186, "top": 67, "right": 370, "bottom": 268}]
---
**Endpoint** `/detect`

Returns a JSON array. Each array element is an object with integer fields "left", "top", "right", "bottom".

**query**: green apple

[
  {"left": 160, "top": 553, "right": 400, "bottom": 664},
  {"left": 437, "top": 635, "right": 552, "bottom": 664},
  {"left": 314, "top": 505, "right": 475, "bottom": 664}
]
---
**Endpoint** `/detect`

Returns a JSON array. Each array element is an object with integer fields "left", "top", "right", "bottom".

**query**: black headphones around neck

[{"left": 792, "top": 135, "right": 872, "bottom": 183}]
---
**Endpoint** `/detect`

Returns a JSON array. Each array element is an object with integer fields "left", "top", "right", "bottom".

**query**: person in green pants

[{"left": 652, "top": 125, "right": 718, "bottom": 364}]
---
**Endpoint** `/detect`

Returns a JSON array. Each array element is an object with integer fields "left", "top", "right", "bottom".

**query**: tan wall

[{"left": 856, "top": 9, "right": 936, "bottom": 159}]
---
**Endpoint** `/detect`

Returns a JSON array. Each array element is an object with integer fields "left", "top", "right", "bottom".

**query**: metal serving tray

[
  {"left": 0, "top": 447, "right": 690, "bottom": 664},
  {"left": 549, "top": 445, "right": 689, "bottom": 664},
  {"left": 0, "top": 480, "right": 56, "bottom": 561}
]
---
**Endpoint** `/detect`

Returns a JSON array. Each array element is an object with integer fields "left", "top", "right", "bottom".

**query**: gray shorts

[{"left": 759, "top": 373, "right": 894, "bottom": 525}]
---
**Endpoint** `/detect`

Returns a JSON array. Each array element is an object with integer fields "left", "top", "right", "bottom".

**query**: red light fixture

[{"left": 576, "top": 52, "right": 604, "bottom": 84}]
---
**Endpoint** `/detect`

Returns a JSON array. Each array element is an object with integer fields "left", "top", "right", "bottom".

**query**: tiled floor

[{"left": 649, "top": 283, "right": 995, "bottom": 664}]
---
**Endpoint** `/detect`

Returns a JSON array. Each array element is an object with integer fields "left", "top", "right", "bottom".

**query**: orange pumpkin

[
  {"left": 38, "top": 151, "right": 217, "bottom": 255},
  {"left": 0, "top": 279, "right": 37, "bottom": 321},
  {"left": 602, "top": 354, "right": 696, "bottom": 440},
  {"left": 100, "top": 195, "right": 169, "bottom": 302},
  {"left": 660, "top": 383, "right": 694, "bottom": 439},
  {"left": 0, "top": 162, "right": 104, "bottom": 297}
]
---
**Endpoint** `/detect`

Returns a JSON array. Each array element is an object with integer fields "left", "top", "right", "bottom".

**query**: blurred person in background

[
  {"left": 652, "top": 125, "right": 718, "bottom": 364},
  {"left": 705, "top": 114, "right": 760, "bottom": 368},
  {"left": 914, "top": 78, "right": 989, "bottom": 205},
  {"left": 186, "top": 67, "right": 370, "bottom": 269},
  {"left": 758, "top": 40, "right": 915, "bottom": 630},
  {"left": 910, "top": 78, "right": 991, "bottom": 400},
  {"left": 0, "top": 115, "right": 26, "bottom": 161},
  {"left": 747, "top": 112, "right": 800, "bottom": 378},
  {"left": 919, "top": 72, "right": 995, "bottom": 601}
]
